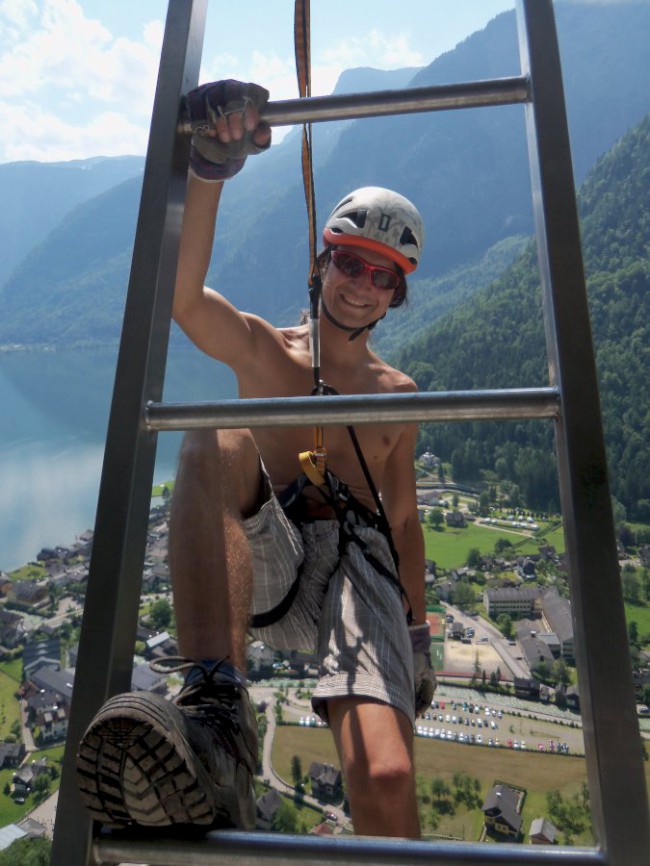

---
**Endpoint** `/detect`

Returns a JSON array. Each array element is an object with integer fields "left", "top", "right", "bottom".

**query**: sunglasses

[{"left": 330, "top": 249, "right": 400, "bottom": 291}]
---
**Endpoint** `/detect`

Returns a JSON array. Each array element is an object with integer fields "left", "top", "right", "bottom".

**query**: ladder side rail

[
  {"left": 51, "top": 3, "right": 208, "bottom": 865},
  {"left": 178, "top": 77, "right": 530, "bottom": 132},
  {"left": 516, "top": 2, "right": 650, "bottom": 864},
  {"left": 144, "top": 387, "right": 561, "bottom": 430},
  {"left": 96, "top": 829, "right": 606, "bottom": 866}
]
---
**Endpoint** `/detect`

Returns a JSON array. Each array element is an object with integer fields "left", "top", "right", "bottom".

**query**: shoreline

[{"left": 3, "top": 491, "right": 171, "bottom": 577}]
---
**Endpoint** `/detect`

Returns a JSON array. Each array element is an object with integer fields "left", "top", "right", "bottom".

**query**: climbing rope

[
  {"left": 294, "top": 0, "right": 328, "bottom": 482},
  {"left": 291, "top": 2, "right": 398, "bottom": 575}
]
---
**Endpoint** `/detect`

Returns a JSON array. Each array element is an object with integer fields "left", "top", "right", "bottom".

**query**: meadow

[
  {"left": 625, "top": 601, "right": 650, "bottom": 640},
  {"left": 271, "top": 725, "right": 610, "bottom": 844},
  {"left": 422, "top": 519, "right": 566, "bottom": 571},
  {"left": 0, "top": 668, "right": 23, "bottom": 740}
]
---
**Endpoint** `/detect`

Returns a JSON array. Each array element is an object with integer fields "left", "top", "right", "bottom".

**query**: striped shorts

[{"left": 245, "top": 484, "right": 415, "bottom": 724}]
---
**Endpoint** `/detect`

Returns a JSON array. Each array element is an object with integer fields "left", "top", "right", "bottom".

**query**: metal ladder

[{"left": 50, "top": 1, "right": 650, "bottom": 864}]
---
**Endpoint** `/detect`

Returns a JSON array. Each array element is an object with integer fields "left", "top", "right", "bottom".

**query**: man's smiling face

[{"left": 322, "top": 244, "right": 398, "bottom": 330}]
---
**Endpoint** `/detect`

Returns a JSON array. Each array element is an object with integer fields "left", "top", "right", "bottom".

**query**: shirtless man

[{"left": 76, "top": 81, "right": 435, "bottom": 839}]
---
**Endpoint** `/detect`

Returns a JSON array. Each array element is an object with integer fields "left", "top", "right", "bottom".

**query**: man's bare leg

[
  {"left": 76, "top": 427, "right": 262, "bottom": 829},
  {"left": 328, "top": 697, "right": 420, "bottom": 838},
  {"left": 168, "top": 427, "right": 264, "bottom": 671}
]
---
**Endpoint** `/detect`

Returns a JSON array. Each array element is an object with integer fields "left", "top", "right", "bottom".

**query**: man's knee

[
  {"left": 176, "top": 428, "right": 264, "bottom": 516},
  {"left": 346, "top": 745, "right": 413, "bottom": 793},
  {"left": 179, "top": 427, "right": 254, "bottom": 467},
  {"left": 329, "top": 699, "right": 415, "bottom": 794}
]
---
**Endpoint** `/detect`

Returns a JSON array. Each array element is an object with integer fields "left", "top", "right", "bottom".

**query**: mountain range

[
  {"left": 1, "top": 2, "right": 649, "bottom": 523},
  {"left": 396, "top": 111, "right": 650, "bottom": 521},
  {"left": 1, "top": 1, "right": 650, "bottom": 346}
]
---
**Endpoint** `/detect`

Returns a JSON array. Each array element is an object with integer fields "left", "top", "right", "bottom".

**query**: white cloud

[
  {"left": 0, "top": 0, "right": 162, "bottom": 161},
  {"left": 0, "top": 0, "right": 37, "bottom": 38},
  {"left": 0, "top": 100, "right": 148, "bottom": 162},
  {"left": 203, "top": 49, "right": 298, "bottom": 101},
  {"left": 312, "top": 28, "right": 425, "bottom": 97},
  {"left": 319, "top": 29, "right": 424, "bottom": 72},
  {"left": 202, "top": 28, "right": 425, "bottom": 109}
]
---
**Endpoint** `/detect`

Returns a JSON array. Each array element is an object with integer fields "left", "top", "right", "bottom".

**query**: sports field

[{"left": 426, "top": 608, "right": 445, "bottom": 639}]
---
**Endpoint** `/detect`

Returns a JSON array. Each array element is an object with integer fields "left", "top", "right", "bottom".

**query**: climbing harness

[{"left": 283, "top": 0, "right": 410, "bottom": 623}]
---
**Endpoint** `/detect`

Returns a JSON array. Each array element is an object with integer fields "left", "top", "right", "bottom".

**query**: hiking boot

[{"left": 75, "top": 660, "right": 258, "bottom": 830}]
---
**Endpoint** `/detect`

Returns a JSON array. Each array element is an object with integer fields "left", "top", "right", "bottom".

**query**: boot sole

[{"left": 76, "top": 692, "right": 252, "bottom": 829}]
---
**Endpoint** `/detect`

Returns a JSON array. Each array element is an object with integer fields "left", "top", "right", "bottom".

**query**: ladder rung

[
  {"left": 95, "top": 830, "right": 605, "bottom": 866},
  {"left": 145, "top": 387, "right": 560, "bottom": 431},
  {"left": 178, "top": 77, "right": 530, "bottom": 132}
]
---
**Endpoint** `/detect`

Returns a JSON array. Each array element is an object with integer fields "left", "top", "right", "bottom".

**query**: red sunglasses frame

[{"left": 330, "top": 249, "right": 400, "bottom": 291}]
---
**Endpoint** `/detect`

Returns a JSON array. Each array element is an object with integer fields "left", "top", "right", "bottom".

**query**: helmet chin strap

[{"left": 320, "top": 296, "right": 385, "bottom": 342}]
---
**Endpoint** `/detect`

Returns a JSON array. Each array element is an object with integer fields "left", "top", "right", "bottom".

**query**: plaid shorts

[{"left": 245, "top": 479, "right": 415, "bottom": 724}]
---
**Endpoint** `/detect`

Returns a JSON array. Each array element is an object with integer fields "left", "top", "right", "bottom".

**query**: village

[{"left": 0, "top": 486, "right": 648, "bottom": 848}]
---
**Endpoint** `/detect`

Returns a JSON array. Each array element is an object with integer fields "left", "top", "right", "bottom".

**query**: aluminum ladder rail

[{"left": 51, "top": 1, "right": 649, "bottom": 864}]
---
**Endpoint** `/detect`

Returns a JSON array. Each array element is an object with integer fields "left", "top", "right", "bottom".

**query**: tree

[
  {"left": 471, "top": 651, "right": 482, "bottom": 686},
  {"left": 31, "top": 773, "right": 51, "bottom": 806},
  {"left": 431, "top": 777, "right": 451, "bottom": 807},
  {"left": 621, "top": 569, "right": 641, "bottom": 604},
  {"left": 271, "top": 800, "right": 299, "bottom": 833},
  {"left": 149, "top": 598, "right": 173, "bottom": 630},
  {"left": 466, "top": 548, "right": 482, "bottom": 569},
  {"left": 494, "top": 537, "right": 514, "bottom": 555},
  {"left": 478, "top": 491, "right": 491, "bottom": 516},
  {"left": 290, "top": 755, "right": 302, "bottom": 787},
  {"left": 0, "top": 837, "right": 51, "bottom": 865},
  {"left": 551, "top": 658, "right": 571, "bottom": 687},
  {"left": 642, "top": 684, "right": 650, "bottom": 708},
  {"left": 427, "top": 508, "right": 444, "bottom": 530},
  {"left": 453, "top": 581, "right": 475, "bottom": 611},
  {"left": 641, "top": 568, "right": 650, "bottom": 602},
  {"left": 496, "top": 613, "right": 513, "bottom": 639}
]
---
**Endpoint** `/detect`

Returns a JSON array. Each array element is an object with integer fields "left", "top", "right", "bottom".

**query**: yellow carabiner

[{"left": 299, "top": 449, "right": 327, "bottom": 487}]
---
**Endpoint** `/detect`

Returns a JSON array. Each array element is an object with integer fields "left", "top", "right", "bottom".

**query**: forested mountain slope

[
  {"left": 395, "top": 113, "right": 650, "bottom": 519},
  {"left": 1, "top": 2, "right": 650, "bottom": 346}
]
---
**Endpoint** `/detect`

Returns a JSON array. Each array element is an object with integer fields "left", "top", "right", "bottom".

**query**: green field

[
  {"left": 271, "top": 724, "right": 643, "bottom": 844},
  {"left": 625, "top": 601, "right": 650, "bottom": 640},
  {"left": 423, "top": 522, "right": 562, "bottom": 571},
  {"left": 7, "top": 563, "right": 47, "bottom": 580},
  {"left": 0, "top": 671, "right": 22, "bottom": 739},
  {"left": 0, "top": 745, "right": 63, "bottom": 826}
]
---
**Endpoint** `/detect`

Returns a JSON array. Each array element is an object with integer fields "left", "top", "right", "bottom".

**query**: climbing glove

[
  {"left": 182, "top": 80, "right": 271, "bottom": 181},
  {"left": 410, "top": 622, "right": 437, "bottom": 716}
]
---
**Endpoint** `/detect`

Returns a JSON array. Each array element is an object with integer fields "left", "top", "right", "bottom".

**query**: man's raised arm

[{"left": 172, "top": 81, "right": 272, "bottom": 365}]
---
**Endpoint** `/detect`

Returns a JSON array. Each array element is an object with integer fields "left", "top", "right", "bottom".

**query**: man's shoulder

[
  {"left": 278, "top": 323, "right": 310, "bottom": 342},
  {"left": 244, "top": 317, "right": 308, "bottom": 351},
  {"left": 371, "top": 354, "right": 418, "bottom": 394}
]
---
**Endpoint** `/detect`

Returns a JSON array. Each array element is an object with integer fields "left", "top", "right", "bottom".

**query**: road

[{"left": 251, "top": 686, "right": 348, "bottom": 827}]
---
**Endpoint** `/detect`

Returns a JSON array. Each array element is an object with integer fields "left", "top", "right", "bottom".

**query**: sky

[
  {"left": 0, "top": 0, "right": 632, "bottom": 164},
  {"left": 0, "top": 0, "right": 520, "bottom": 163}
]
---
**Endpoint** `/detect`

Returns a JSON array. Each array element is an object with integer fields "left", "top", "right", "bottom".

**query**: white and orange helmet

[{"left": 323, "top": 186, "right": 424, "bottom": 274}]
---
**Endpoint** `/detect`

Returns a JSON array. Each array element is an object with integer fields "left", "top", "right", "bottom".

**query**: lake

[{"left": 0, "top": 343, "right": 236, "bottom": 572}]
